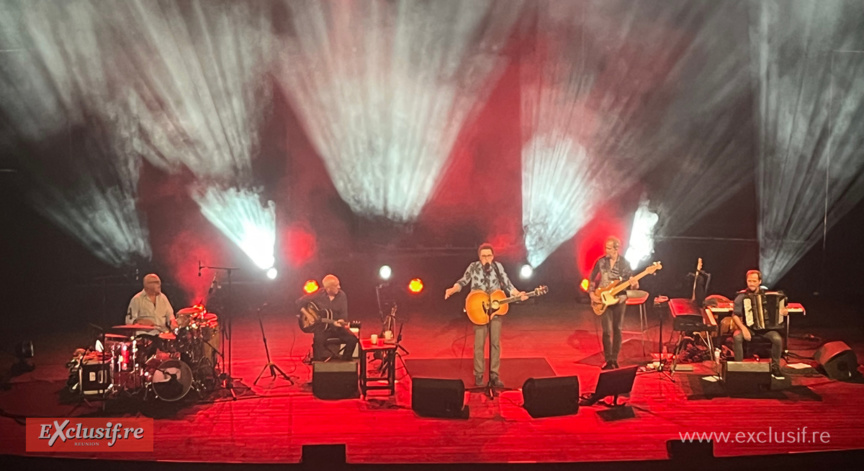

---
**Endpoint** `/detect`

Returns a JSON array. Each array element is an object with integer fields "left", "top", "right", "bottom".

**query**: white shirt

[{"left": 126, "top": 290, "right": 175, "bottom": 333}]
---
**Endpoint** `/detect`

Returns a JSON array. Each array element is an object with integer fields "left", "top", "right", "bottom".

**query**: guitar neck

[
  {"left": 608, "top": 270, "right": 651, "bottom": 297},
  {"left": 499, "top": 291, "right": 541, "bottom": 305}
]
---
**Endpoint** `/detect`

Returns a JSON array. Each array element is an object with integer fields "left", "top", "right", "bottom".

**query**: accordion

[{"left": 742, "top": 291, "right": 786, "bottom": 330}]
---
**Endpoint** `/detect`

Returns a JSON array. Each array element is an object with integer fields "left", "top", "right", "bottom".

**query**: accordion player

[{"left": 742, "top": 291, "right": 787, "bottom": 330}]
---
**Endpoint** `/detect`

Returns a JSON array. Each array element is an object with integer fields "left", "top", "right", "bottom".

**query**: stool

[{"left": 626, "top": 290, "right": 650, "bottom": 358}]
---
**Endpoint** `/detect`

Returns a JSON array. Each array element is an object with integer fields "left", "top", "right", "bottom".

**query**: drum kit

[{"left": 68, "top": 306, "right": 221, "bottom": 402}]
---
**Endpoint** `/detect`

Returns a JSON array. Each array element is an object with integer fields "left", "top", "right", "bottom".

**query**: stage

[{"left": 2, "top": 300, "right": 863, "bottom": 467}]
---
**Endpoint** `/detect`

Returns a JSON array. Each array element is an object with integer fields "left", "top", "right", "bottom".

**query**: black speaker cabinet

[
  {"left": 312, "top": 361, "right": 359, "bottom": 399},
  {"left": 722, "top": 361, "right": 770, "bottom": 395},
  {"left": 411, "top": 377, "right": 468, "bottom": 418},
  {"left": 814, "top": 341, "right": 859, "bottom": 381},
  {"left": 522, "top": 376, "right": 579, "bottom": 418}
]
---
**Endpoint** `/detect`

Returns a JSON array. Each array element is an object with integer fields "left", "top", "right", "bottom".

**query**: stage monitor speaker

[
  {"left": 723, "top": 361, "right": 770, "bottom": 395},
  {"left": 522, "top": 375, "right": 579, "bottom": 418},
  {"left": 411, "top": 377, "right": 468, "bottom": 419},
  {"left": 312, "top": 361, "right": 358, "bottom": 399},
  {"left": 814, "top": 341, "right": 859, "bottom": 381}
]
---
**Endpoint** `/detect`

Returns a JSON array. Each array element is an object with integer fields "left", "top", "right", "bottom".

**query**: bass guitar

[
  {"left": 298, "top": 302, "right": 360, "bottom": 334},
  {"left": 465, "top": 286, "right": 548, "bottom": 325},
  {"left": 591, "top": 261, "right": 662, "bottom": 315}
]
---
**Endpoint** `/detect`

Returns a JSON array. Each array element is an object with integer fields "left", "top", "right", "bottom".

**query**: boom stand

[
  {"left": 202, "top": 263, "right": 241, "bottom": 400},
  {"left": 653, "top": 300, "right": 675, "bottom": 383},
  {"left": 254, "top": 304, "right": 292, "bottom": 385}
]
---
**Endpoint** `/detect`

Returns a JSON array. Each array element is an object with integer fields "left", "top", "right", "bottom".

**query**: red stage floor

[{"left": 2, "top": 301, "right": 863, "bottom": 464}]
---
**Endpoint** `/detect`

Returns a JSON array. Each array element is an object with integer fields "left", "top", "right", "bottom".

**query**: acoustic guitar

[
  {"left": 297, "top": 302, "right": 359, "bottom": 334},
  {"left": 591, "top": 261, "right": 662, "bottom": 315},
  {"left": 465, "top": 286, "right": 548, "bottom": 325}
]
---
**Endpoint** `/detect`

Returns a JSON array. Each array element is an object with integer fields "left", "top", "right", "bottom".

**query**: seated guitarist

[
  {"left": 588, "top": 236, "right": 638, "bottom": 370},
  {"left": 444, "top": 243, "right": 527, "bottom": 388},
  {"left": 296, "top": 274, "right": 358, "bottom": 362}
]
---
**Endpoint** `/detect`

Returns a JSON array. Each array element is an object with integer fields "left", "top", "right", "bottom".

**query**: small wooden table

[{"left": 358, "top": 338, "right": 397, "bottom": 397}]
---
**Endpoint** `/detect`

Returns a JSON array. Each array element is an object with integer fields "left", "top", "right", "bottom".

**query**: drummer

[{"left": 125, "top": 273, "right": 178, "bottom": 334}]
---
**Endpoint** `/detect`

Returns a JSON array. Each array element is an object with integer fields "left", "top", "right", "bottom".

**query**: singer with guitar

[
  {"left": 444, "top": 243, "right": 528, "bottom": 388},
  {"left": 295, "top": 274, "right": 358, "bottom": 362},
  {"left": 588, "top": 237, "right": 638, "bottom": 370}
]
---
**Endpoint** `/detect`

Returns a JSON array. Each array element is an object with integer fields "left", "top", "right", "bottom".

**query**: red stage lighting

[
  {"left": 303, "top": 280, "right": 319, "bottom": 294},
  {"left": 408, "top": 278, "right": 424, "bottom": 294},
  {"left": 580, "top": 279, "right": 589, "bottom": 292}
]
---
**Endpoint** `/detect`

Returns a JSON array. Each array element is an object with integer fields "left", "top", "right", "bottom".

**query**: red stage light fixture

[
  {"left": 408, "top": 278, "right": 424, "bottom": 294},
  {"left": 303, "top": 280, "right": 319, "bottom": 294}
]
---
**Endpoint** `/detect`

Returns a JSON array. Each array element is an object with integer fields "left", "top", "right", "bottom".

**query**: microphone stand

[
  {"left": 254, "top": 304, "right": 293, "bottom": 385},
  {"left": 200, "top": 262, "right": 241, "bottom": 400}
]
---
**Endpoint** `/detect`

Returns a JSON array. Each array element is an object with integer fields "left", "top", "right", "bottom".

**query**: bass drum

[{"left": 147, "top": 358, "right": 193, "bottom": 402}]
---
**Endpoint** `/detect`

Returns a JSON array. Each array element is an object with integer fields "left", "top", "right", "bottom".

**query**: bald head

[
  {"left": 322, "top": 274, "right": 341, "bottom": 296},
  {"left": 143, "top": 273, "right": 162, "bottom": 295}
]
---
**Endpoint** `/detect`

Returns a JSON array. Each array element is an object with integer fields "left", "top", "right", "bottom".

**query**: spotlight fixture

[
  {"left": 303, "top": 280, "right": 319, "bottom": 294},
  {"left": 580, "top": 279, "right": 590, "bottom": 292},
  {"left": 266, "top": 267, "right": 278, "bottom": 280},
  {"left": 379, "top": 265, "right": 392, "bottom": 281},
  {"left": 519, "top": 264, "right": 533, "bottom": 280},
  {"left": 408, "top": 278, "right": 424, "bottom": 294}
]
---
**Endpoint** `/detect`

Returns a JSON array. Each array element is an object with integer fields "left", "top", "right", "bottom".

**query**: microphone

[
  {"left": 483, "top": 262, "right": 491, "bottom": 273},
  {"left": 198, "top": 261, "right": 202, "bottom": 277},
  {"left": 208, "top": 275, "right": 219, "bottom": 294}
]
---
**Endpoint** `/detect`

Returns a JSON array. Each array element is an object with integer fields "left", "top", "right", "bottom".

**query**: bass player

[{"left": 588, "top": 236, "right": 638, "bottom": 370}]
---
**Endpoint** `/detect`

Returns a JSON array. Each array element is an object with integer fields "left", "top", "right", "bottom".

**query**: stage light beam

[
  {"left": 274, "top": 0, "right": 521, "bottom": 221},
  {"left": 625, "top": 201, "right": 659, "bottom": 270},
  {"left": 193, "top": 186, "right": 276, "bottom": 271}
]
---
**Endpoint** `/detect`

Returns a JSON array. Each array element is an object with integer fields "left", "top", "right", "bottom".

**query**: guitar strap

[{"left": 491, "top": 262, "right": 507, "bottom": 292}]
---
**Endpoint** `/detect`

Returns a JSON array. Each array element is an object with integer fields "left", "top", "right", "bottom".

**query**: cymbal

[
  {"left": 103, "top": 333, "right": 130, "bottom": 340},
  {"left": 112, "top": 324, "right": 158, "bottom": 330},
  {"left": 201, "top": 313, "right": 218, "bottom": 322},
  {"left": 177, "top": 307, "right": 203, "bottom": 316},
  {"left": 158, "top": 332, "right": 176, "bottom": 340}
]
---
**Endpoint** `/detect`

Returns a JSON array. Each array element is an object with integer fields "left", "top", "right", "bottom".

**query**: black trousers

[
  {"left": 312, "top": 327, "right": 358, "bottom": 361},
  {"left": 601, "top": 302, "right": 627, "bottom": 363}
]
